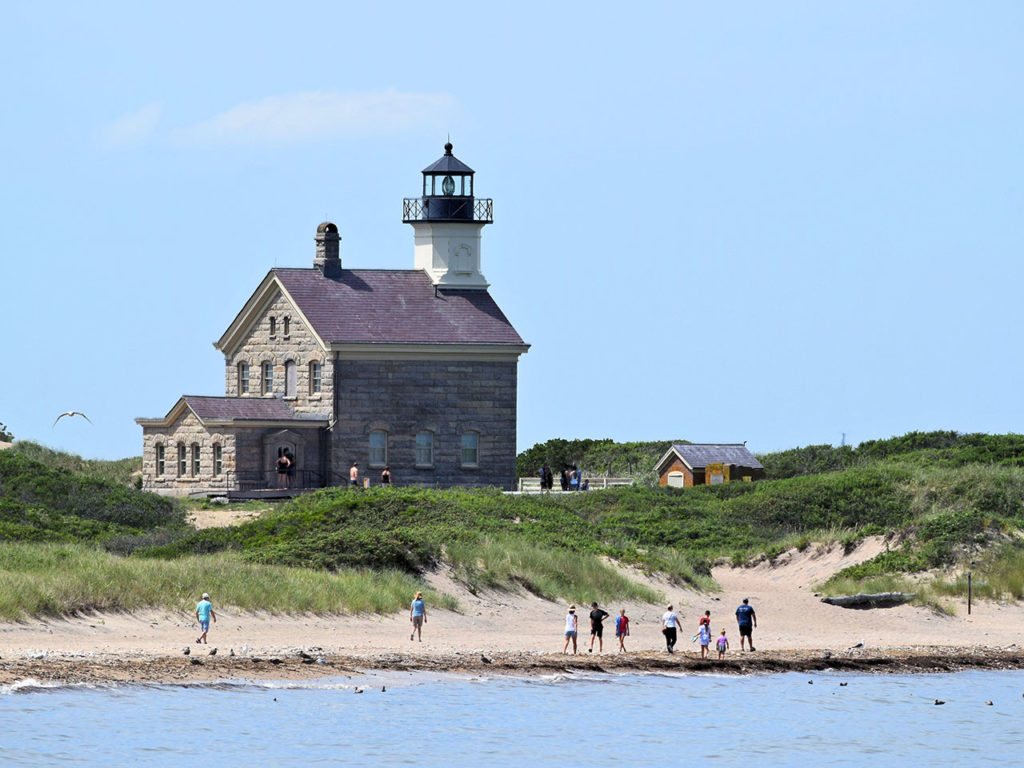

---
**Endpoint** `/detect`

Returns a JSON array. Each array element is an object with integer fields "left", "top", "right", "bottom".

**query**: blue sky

[{"left": 2, "top": 2, "right": 1022, "bottom": 460}]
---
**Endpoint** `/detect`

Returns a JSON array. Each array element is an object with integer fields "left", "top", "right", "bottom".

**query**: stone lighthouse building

[{"left": 136, "top": 144, "right": 529, "bottom": 495}]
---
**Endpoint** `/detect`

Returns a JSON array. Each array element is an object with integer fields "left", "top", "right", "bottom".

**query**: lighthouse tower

[{"left": 403, "top": 142, "right": 493, "bottom": 289}]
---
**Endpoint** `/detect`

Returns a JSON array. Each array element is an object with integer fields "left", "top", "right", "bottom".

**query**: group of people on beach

[
  {"left": 561, "top": 598, "right": 758, "bottom": 657},
  {"left": 191, "top": 590, "right": 756, "bottom": 657}
]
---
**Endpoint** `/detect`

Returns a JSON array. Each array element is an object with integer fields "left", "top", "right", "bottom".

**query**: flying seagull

[{"left": 53, "top": 411, "right": 92, "bottom": 427}]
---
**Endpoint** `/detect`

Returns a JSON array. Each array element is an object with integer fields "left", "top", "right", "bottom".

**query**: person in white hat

[{"left": 195, "top": 592, "right": 217, "bottom": 644}]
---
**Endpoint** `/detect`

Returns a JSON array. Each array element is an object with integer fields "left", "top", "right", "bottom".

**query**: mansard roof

[
  {"left": 655, "top": 443, "right": 764, "bottom": 475},
  {"left": 135, "top": 396, "right": 329, "bottom": 429}
]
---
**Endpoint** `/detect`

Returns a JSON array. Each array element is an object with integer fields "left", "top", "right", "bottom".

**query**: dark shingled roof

[
  {"left": 181, "top": 396, "right": 327, "bottom": 422},
  {"left": 671, "top": 444, "right": 764, "bottom": 470},
  {"left": 274, "top": 268, "right": 525, "bottom": 345}
]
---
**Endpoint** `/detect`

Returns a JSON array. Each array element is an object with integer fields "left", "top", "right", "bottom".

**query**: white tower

[{"left": 403, "top": 142, "right": 493, "bottom": 289}]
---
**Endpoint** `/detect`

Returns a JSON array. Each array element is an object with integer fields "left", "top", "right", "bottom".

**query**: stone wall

[
  {"left": 140, "top": 412, "right": 236, "bottom": 496},
  {"left": 331, "top": 358, "right": 518, "bottom": 489},
  {"left": 223, "top": 291, "right": 332, "bottom": 416}
]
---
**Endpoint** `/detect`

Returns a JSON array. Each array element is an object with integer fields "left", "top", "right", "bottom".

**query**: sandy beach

[{"left": 2, "top": 538, "right": 1021, "bottom": 685}]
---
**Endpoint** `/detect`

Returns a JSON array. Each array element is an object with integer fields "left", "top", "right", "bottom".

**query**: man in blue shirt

[
  {"left": 195, "top": 592, "right": 217, "bottom": 644},
  {"left": 735, "top": 598, "right": 757, "bottom": 651}
]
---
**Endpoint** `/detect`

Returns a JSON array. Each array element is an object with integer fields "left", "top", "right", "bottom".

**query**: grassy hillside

[
  {"left": 7, "top": 441, "right": 142, "bottom": 487},
  {"left": 516, "top": 438, "right": 672, "bottom": 485},
  {"left": 3, "top": 430, "right": 1024, "bottom": 617},
  {"left": 0, "top": 450, "right": 185, "bottom": 541}
]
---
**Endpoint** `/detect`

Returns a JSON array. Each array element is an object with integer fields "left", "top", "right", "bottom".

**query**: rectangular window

[
  {"left": 461, "top": 432, "right": 479, "bottom": 467},
  {"left": 415, "top": 431, "right": 433, "bottom": 467},
  {"left": 238, "top": 363, "right": 249, "bottom": 395},
  {"left": 309, "top": 361, "right": 322, "bottom": 394},
  {"left": 269, "top": 317, "right": 277, "bottom": 337},
  {"left": 369, "top": 431, "right": 387, "bottom": 467},
  {"left": 213, "top": 444, "right": 222, "bottom": 476},
  {"left": 283, "top": 316, "right": 290, "bottom": 337},
  {"left": 262, "top": 362, "right": 273, "bottom": 394},
  {"left": 191, "top": 443, "right": 201, "bottom": 476},
  {"left": 177, "top": 444, "right": 187, "bottom": 476},
  {"left": 155, "top": 445, "right": 165, "bottom": 476}
]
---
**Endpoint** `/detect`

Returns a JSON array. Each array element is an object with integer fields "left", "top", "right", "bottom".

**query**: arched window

[
  {"left": 284, "top": 360, "right": 296, "bottom": 397},
  {"left": 177, "top": 444, "right": 187, "bottom": 476},
  {"left": 237, "top": 362, "right": 250, "bottom": 395},
  {"left": 262, "top": 362, "right": 274, "bottom": 395},
  {"left": 309, "top": 361, "right": 322, "bottom": 394},
  {"left": 283, "top": 316, "right": 290, "bottom": 337},
  {"left": 461, "top": 432, "right": 479, "bottom": 467},
  {"left": 369, "top": 430, "right": 387, "bottom": 467},
  {"left": 269, "top": 316, "right": 277, "bottom": 337},
  {"left": 213, "top": 443, "right": 223, "bottom": 476},
  {"left": 155, "top": 444, "right": 165, "bottom": 476},
  {"left": 415, "top": 431, "right": 434, "bottom": 467},
  {"left": 191, "top": 443, "right": 201, "bottom": 476}
]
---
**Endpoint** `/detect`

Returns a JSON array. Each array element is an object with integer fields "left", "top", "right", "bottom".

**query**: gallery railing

[
  {"left": 232, "top": 469, "right": 325, "bottom": 491},
  {"left": 402, "top": 197, "right": 493, "bottom": 223}
]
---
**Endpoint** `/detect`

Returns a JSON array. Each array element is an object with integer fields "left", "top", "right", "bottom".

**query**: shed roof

[{"left": 656, "top": 443, "right": 763, "bottom": 474}]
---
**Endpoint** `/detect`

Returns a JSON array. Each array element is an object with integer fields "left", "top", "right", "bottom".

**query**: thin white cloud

[
  {"left": 177, "top": 90, "right": 458, "bottom": 145},
  {"left": 98, "top": 103, "right": 163, "bottom": 148}
]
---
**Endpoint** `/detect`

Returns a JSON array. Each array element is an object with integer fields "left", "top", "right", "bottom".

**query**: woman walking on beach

[
  {"left": 562, "top": 605, "right": 578, "bottom": 654},
  {"left": 615, "top": 609, "right": 630, "bottom": 653},
  {"left": 410, "top": 591, "right": 426, "bottom": 641}
]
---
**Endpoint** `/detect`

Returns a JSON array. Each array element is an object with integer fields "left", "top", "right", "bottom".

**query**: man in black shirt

[{"left": 588, "top": 601, "right": 610, "bottom": 653}]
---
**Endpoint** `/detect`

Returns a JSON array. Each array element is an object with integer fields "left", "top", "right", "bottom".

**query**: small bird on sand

[
  {"left": 183, "top": 647, "right": 190, "bottom": 656},
  {"left": 481, "top": 655, "right": 492, "bottom": 664},
  {"left": 209, "top": 647, "right": 217, "bottom": 656},
  {"left": 53, "top": 411, "right": 92, "bottom": 427}
]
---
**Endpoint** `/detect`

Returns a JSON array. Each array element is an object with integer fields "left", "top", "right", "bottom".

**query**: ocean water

[{"left": 2, "top": 668, "right": 1022, "bottom": 767}]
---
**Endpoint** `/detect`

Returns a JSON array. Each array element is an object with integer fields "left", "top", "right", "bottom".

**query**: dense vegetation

[
  {"left": 3, "top": 430, "right": 1024, "bottom": 617},
  {"left": 0, "top": 450, "right": 184, "bottom": 541},
  {"left": 7, "top": 440, "right": 143, "bottom": 487}
]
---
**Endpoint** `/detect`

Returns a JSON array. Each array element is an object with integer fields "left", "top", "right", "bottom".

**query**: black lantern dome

[{"left": 403, "top": 142, "right": 493, "bottom": 224}]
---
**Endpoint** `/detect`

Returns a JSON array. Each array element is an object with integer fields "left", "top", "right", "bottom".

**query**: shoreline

[{"left": 3, "top": 647, "right": 1024, "bottom": 686}]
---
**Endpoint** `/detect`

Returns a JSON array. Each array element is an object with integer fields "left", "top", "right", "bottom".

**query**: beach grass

[
  {"left": 0, "top": 542, "right": 456, "bottom": 621},
  {"left": 444, "top": 535, "right": 662, "bottom": 605}
]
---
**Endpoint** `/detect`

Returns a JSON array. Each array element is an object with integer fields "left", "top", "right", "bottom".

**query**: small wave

[{"left": 0, "top": 678, "right": 109, "bottom": 696}]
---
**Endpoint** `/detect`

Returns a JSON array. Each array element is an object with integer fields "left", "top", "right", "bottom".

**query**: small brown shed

[{"left": 655, "top": 443, "right": 765, "bottom": 488}]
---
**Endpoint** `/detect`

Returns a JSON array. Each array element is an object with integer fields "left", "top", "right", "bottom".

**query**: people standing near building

[
  {"left": 195, "top": 592, "right": 216, "bottom": 644},
  {"left": 381, "top": 465, "right": 392, "bottom": 486},
  {"left": 562, "top": 605, "right": 578, "bottom": 654},
  {"left": 615, "top": 609, "right": 630, "bottom": 653},
  {"left": 560, "top": 467, "right": 569, "bottom": 492},
  {"left": 588, "top": 601, "right": 610, "bottom": 653},
  {"left": 543, "top": 465, "right": 553, "bottom": 491},
  {"left": 661, "top": 605, "right": 681, "bottom": 653},
  {"left": 284, "top": 448, "right": 296, "bottom": 488},
  {"left": 410, "top": 591, "right": 426, "bottom": 641},
  {"left": 735, "top": 598, "right": 757, "bottom": 651},
  {"left": 350, "top": 462, "right": 359, "bottom": 487},
  {"left": 569, "top": 466, "right": 580, "bottom": 491},
  {"left": 717, "top": 629, "right": 730, "bottom": 658},
  {"left": 276, "top": 451, "right": 291, "bottom": 489}
]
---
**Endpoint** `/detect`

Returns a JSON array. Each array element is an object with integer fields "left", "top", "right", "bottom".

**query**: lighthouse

[{"left": 403, "top": 142, "right": 493, "bottom": 289}]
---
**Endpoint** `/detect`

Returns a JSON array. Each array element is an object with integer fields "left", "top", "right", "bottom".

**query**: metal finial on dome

[{"left": 444, "top": 142, "right": 453, "bottom": 155}]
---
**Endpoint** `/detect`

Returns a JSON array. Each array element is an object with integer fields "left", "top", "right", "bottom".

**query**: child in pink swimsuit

[{"left": 717, "top": 629, "right": 730, "bottom": 658}]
